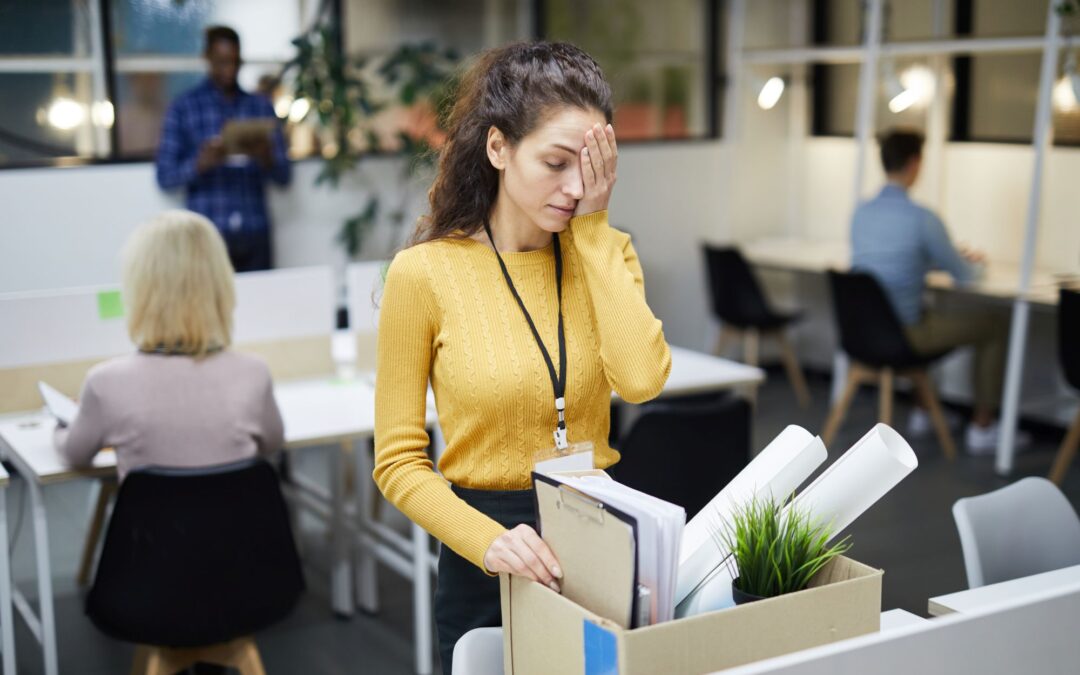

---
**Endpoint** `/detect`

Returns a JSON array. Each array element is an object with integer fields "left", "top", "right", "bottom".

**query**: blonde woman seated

[{"left": 56, "top": 210, "right": 284, "bottom": 480}]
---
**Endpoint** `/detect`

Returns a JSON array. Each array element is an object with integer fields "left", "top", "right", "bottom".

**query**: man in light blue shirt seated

[{"left": 851, "top": 129, "right": 1012, "bottom": 454}]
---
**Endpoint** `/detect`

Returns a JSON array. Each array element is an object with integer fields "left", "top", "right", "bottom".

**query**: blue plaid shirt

[{"left": 155, "top": 78, "right": 291, "bottom": 236}]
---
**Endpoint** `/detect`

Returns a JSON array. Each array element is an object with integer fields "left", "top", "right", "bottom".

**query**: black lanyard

[{"left": 483, "top": 220, "right": 569, "bottom": 450}]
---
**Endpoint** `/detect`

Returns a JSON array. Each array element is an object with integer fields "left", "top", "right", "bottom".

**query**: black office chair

[
  {"left": 86, "top": 457, "right": 305, "bottom": 674},
  {"left": 703, "top": 245, "right": 811, "bottom": 408},
  {"left": 616, "top": 395, "right": 751, "bottom": 519},
  {"left": 821, "top": 270, "right": 957, "bottom": 459},
  {"left": 1049, "top": 288, "right": 1080, "bottom": 484}
]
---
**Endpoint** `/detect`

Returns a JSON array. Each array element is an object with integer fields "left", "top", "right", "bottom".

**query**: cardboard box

[{"left": 500, "top": 555, "right": 882, "bottom": 674}]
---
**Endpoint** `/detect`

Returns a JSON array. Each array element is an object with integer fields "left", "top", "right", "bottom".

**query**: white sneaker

[
  {"left": 906, "top": 408, "right": 961, "bottom": 438},
  {"left": 907, "top": 409, "right": 932, "bottom": 437},
  {"left": 965, "top": 422, "right": 1032, "bottom": 456}
]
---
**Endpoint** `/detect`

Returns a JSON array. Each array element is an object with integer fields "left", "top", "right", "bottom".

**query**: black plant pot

[{"left": 731, "top": 578, "right": 766, "bottom": 605}]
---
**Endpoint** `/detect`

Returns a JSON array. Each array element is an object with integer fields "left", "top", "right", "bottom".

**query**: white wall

[
  {"left": 0, "top": 143, "right": 731, "bottom": 352},
  {"left": 796, "top": 136, "right": 1080, "bottom": 273}
]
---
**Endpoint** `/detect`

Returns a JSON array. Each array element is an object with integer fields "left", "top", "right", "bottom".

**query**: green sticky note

[{"left": 97, "top": 290, "right": 124, "bottom": 320}]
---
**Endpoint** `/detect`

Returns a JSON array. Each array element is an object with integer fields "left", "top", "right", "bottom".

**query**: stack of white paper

[
  {"left": 552, "top": 474, "right": 686, "bottom": 624},
  {"left": 676, "top": 423, "right": 918, "bottom": 617},
  {"left": 675, "top": 425, "right": 828, "bottom": 607}
]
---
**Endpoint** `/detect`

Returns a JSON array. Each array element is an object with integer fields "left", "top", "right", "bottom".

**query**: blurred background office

[{"left": 1, "top": 1, "right": 1080, "bottom": 674}]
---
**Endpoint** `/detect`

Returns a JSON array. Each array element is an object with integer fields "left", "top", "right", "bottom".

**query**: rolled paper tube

[
  {"left": 675, "top": 425, "right": 828, "bottom": 606},
  {"left": 677, "top": 423, "right": 917, "bottom": 618},
  {"left": 790, "top": 423, "right": 918, "bottom": 538}
]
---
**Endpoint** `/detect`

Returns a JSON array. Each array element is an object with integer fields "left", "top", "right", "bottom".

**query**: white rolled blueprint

[
  {"left": 676, "top": 423, "right": 918, "bottom": 617},
  {"left": 674, "top": 425, "right": 828, "bottom": 606}
]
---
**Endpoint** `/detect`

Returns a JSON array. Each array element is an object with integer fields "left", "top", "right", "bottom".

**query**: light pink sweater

[{"left": 57, "top": 351, "right": 284, "bottom": 480}]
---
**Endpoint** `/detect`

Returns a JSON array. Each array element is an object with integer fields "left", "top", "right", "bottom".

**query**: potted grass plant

[{"left": 716, "top": 495, "right": 852, "bottom": 605}]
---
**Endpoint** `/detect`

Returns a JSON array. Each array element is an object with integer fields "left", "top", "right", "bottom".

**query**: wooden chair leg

[
  {"left": 911, "top": 371, "right": 958, "bottom": 461},
  {"left": 130, "top": 645, "right": 176, "bottom": 675},
  {"left": 775, "top": 331, "right": 812, "bottom": 409},
  {"left": 78, "top": 478, "right": 117, "bottom": 586},
  {"left": 714, "top": 327, "right": 738, "bottom": 358},
  {"left": 130, "top": 645, "right": 153, "bottom": 675},
  {"left": 234, "top": 638, "right": 268, "bottom": 675},
  {"left": 132, "top": 637, "right": 265, "bottom": 675},
  {"left": 743, "top": 329, "right": 760, "bottom": 368},
  {"left": 822, "top": 366, "right": 865, "bottom": 446},
  {"left": 878, "top": 368, "right": 894, "bottom": 426},
  {"left": 1049, "top": 410, "right": 1080, "bottom": 485}
]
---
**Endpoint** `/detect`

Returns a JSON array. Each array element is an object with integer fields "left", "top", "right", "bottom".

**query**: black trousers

[
  {"left": 224, "top": 230, "right": 273, "bottom": 272},
  {"left": 435, "top": 485, "right": 535, "bottom": 675}
]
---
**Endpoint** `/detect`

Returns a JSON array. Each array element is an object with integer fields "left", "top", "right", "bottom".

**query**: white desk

[
  {"left": 0, "top": 347, "right": 759, "bottom": 675},
  {"left": 0, "top": 378, "right": 438, "bottom": 675},
  {"left": 928, "top": 564, "right": 1080, "bottom": 617},
  {"left": 0, "top": 413, "right": 112, "bottom": 675},
  {"left": 658, "top": 346, "right": 765, "bottom": 397},
  {"left": 878, "top": 608, "right": 927, "bottom": 631},
  {"left": 274, "top": 376, "right": 439, "bottom": 675},
  {"left": 0, "top": 465, "right": 14, "bottom": 675},
  {"left": 742, "top": 235, "right": 1064, "bottom": 306},
  {"left": 742, "top": 235, "right": 1071, "bottom": 469}
]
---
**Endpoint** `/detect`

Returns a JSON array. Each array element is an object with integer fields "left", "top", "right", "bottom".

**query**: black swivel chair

[
  {"left": 615, "top": 395, "right": 751, "bottom": 519},
  {"left": 703, "top": 245, "right": 811, "bottom": 408},
  {"left": 1049, "top": 288, "right": 1080, "bottom": 484},
  {"left": 86, "top": 458, "right": 305, "bottom": 674},
  {"left": 821, "top": 270, "right": 958, "bottom": 459}
]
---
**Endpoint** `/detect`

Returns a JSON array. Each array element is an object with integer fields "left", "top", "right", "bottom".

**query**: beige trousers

[{"left": 905, "top": 310, "right": 1009, "bottom": 412}]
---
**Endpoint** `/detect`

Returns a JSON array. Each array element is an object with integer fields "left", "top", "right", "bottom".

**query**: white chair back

[
  {"left": 953, "top": 477, "right": 1080, "bottom": 588},
  {"left": 452, "top": 627, "right": 504, "bottom": 675}
]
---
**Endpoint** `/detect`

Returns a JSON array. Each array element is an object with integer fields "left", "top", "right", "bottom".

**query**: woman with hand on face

[{"left": 373, "top": 41, "right": 671, "bottom": 671}]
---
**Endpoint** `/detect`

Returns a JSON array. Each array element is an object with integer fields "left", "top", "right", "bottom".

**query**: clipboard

[
  {"left": 532, "top": 471, "right": 640, "bottom": 629},
  {"left": 220, "top": 118, "right": 276, "bottom": 155}
]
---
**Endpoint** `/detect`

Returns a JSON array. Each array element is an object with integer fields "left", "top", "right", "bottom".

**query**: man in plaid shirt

[{"left": 155, "top": 25, "right": 291, "bottom": 272}]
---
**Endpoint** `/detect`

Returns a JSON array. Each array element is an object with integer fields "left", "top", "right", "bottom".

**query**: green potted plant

[
  {"left": 281, "top": 2, "right": 457, "bottom": 258},
  {"left": 716, "top": 494, "right": 852, "bottom": 605},
  {"left": 614, "top": 73, "right": 657, "bottom": 140}
]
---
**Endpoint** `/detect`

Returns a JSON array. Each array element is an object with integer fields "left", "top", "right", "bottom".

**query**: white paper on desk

[
  {"left": 674, "top": 425, "right": 827, "bottom": 606},
  {"left": 551, "top": 474, "right": 686, "bottom": 624},
  {"left": 676, "top": 423, "right": 917, "bottom": 617}
]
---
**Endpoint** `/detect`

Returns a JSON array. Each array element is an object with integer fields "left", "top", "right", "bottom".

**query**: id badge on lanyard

[
  {"left": 534, "top": 440, "right": 595, "bottom": 474},
  {"left": 534, "top": 396, "right": 594, "bottom": 474}
]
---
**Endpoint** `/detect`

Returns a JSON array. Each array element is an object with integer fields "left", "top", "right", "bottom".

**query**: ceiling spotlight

[
  {"left": 888, "top": 89, "right": 919, "bottom": 114},
  {"left": 288, "top": 97, "right": 311, "bottom": 123},
  {"left": 46, "top": 97, "right": 86, "bottom": 131},
  {"left": 756, "top": 76, "right": 786, "bottom": 110},
  {"left": 274, "top": 94, "right": 293, "bottom": 119},
  {"left": 884, "top": 62, "right": 934, "bottom": 114}
]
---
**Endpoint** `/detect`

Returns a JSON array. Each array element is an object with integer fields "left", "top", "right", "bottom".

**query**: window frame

[
  {"left": 0, "top": 0, "right": 326, "bottom": 171},
  {"left": 807, "top": 0, "right": 1079, "bottom": 147},
  {"left": 534, "top": 0, "right": 724, "bottom": 145},
  {"left": 0, "top": 0, "right": 725, "bottom": 171}
]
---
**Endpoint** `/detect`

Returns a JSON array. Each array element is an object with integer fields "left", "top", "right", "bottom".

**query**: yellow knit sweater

[{"left": 373, "top": 211, "right": 671, "bottom": 569}]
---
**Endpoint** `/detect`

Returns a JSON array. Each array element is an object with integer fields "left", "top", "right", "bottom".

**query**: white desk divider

[
  {"left": 0, "top": 285, "right": 132, "bottom": 370},
  {"left": 0, "top": 265, "right": 337, "bottom": 412},
  {"left": 722, "top": 582, "right": 1080, "bottom": 674},
  {"left": 345, "top": 261, "right": 387, "bottom": 371},
  {"left": 345, "top": 261, "right": 387, "bottom": 336},
  {"left": 233, "top": 266, "right": 335, "bottom": 343}
]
